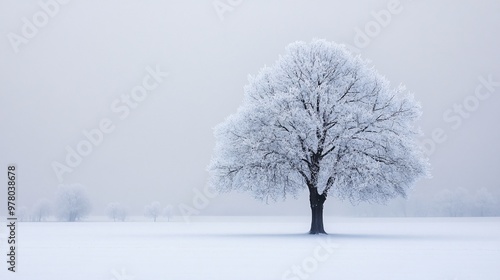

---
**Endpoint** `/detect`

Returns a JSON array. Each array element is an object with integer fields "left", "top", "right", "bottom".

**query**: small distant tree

[
  {"left": 209, "top": 39, "right": 430, "bottom": 234},
  {"left": 144, "top": 201, "right": 161, "bottom": 222},
  {"left": 163, "top": 205, "right": 174, "bottom": 222},
  {"left": 474, "top": 188, "right": 495, "bottom": 216},
  {"left": 17, "top": 206, "right": 28, "bottom": 222},
  {"left": 105, "top": 202, "right": 128, "bottom": 222},
  {"left": 434, "top": 188, "right": 471, "bottom": 217},
  {"left": 55, "top": 184, "right": 91, "bottom": 222},
  {"left": 453, "top": 187, "right": 471, "bottom": 216},
  {"left": 32, "top": 199, "right": 51, "bottom": 222}
]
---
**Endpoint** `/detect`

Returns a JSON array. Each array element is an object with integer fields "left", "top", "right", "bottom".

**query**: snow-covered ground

[{"left": 1, "top": 217, "right": 499, "bottom": 280}]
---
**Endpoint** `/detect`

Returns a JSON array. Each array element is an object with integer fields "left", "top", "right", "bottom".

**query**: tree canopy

[{"left": 209, "top": 39, "right": 429, "bottom": 207}]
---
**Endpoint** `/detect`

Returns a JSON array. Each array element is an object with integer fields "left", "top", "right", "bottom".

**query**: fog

[{"left": 1, "top": 0, "right": 499, "bottom": 217}]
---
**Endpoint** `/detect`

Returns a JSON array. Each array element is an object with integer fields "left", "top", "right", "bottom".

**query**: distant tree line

[
  {"left": 430, "top": 187, "right": 498, "bottom": 217},
  {"left": 17, "top": 184, "right": 92, "bottom": 222},
  {"left": 17, "top": 184, "right": 175, "bottom": 222},
  {"left": 17, "top": 184, "right": 499, "bottom": 221},
  {"left": 347, "top": 187, "right": 500, "bottom": 217}
]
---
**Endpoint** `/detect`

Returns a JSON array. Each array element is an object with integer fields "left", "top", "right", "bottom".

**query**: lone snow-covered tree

[{"left": 209, "top": 39, "right": 429, "bottom": 234}]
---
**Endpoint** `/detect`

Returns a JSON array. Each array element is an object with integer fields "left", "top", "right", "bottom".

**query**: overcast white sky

[{"left": 1, "top": 0, "right": 499, "bottom": 216}]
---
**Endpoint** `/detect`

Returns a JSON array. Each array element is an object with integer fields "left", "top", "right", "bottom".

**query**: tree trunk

[{"left": 309, "top": 188, "right": 327, "bottom": 234}]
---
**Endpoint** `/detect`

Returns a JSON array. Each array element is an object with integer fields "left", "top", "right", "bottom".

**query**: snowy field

[{"left": 1, "top": 217, "right": 499, "bottom": 280}]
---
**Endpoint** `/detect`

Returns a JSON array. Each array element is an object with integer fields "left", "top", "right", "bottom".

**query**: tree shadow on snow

[
  {"left": 125, "top": 232, "right": 457, "bottom": 241},
  {"left": 327, "top": 232, "right": 469, "bottom": 241}
]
